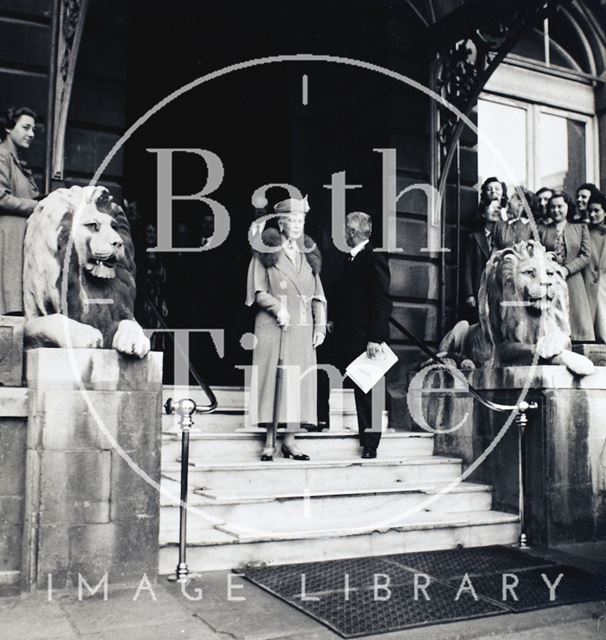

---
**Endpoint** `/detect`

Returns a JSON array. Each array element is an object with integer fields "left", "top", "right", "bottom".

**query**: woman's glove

[
  {"left": 276, "top": 307, "right": 290, "bottom": 328},
  {"left": 313, "top": 332, "right": 325, "bottom": 348}
]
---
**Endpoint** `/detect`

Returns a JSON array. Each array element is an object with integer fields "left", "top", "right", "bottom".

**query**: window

[
  {"left": 477, "top": 8, "right": 600, "bottom": 195},
  {"left": 478, "top": 94, "right": 596, "bottom": 193}
]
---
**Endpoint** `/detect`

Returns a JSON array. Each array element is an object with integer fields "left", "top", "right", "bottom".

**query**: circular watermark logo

[{"left": 58, "top": 53, "right": 545, "bottom": 541}]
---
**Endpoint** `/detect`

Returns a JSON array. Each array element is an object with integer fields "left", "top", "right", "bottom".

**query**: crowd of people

[{"left": 463, "top": 177, "right": 606, "bottom": 342}]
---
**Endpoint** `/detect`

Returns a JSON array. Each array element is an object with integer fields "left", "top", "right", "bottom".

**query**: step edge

[
  {"left": 159, "top": 483, "right": 493, "bottom": 505},
  {"left": 161, "top": 456, "right": 462, "bottom": 472},
  {"left": 160, "top": 512, "right": 520, "bottom": 546}
]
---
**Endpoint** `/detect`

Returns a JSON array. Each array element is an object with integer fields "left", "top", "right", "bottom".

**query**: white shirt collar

[{"left": 350, "top": 238, "right": 369, "bottom": 258}]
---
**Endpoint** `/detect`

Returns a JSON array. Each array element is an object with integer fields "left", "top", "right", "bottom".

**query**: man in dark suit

[{"left": 322, "top": 211, "right": 392, "bottom": 458}]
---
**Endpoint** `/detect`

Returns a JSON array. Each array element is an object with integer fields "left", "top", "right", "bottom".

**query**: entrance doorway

[{"left": 123, "top": 1, "right": 393, "bottom": 385}]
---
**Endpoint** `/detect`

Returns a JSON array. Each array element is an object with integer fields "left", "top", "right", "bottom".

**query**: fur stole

[{"left": 255, "top": 228, "right": 322, "bottom": 274}]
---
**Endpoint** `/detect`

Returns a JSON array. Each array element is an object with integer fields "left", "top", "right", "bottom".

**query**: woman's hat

[{"left": 274, "top": 195, "right": 310, "bottom": 214}]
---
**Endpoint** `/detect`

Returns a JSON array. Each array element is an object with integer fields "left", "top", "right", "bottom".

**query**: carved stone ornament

[
  {"left": 435, "top": 0, "right": 570, "bottom": 168},
  {"left": 51, "top": 0, "right": 90, "bottom": 181}
]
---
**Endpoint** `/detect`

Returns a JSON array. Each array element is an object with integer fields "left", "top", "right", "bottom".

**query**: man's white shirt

[{"left": 350, "top": 238, "right": 369, "bottom": 260}]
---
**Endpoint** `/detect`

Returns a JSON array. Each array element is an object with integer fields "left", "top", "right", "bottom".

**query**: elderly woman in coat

[
  {"left": 246, "top": 196, "right": 327, "bottom": 461},
  {"left": 0, "top": 107, "right": 40, "bottom": 315}
]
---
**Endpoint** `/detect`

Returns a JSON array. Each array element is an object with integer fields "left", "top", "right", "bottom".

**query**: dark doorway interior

[{"left": 124, "top": 0, "right": 428, "bottom": 384}]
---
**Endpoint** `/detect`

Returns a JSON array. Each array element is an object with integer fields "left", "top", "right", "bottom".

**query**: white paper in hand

[{"left": 345, "top": 343, "right": 398, "bottom": 394}]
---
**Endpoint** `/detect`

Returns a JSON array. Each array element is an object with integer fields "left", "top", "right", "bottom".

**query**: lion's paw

[
  {"left": 69, "top": 321, "right": 104, "bottom": 349},
  {"left": 557, "top": 350, "right": 595, "bottom": 377},
  {"left": 537, "top": 329, "right": 569, "bottom": 360},
  {"left": 460, "top": 359, "right": 476, "bottom": 371},
  {"left": 112, "top": 320, "right": 150, "bottom": 358}
]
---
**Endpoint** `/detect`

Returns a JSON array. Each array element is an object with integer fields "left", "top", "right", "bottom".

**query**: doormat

[{"left": 238, "top": 546, "right": 606, "bottom": 637}]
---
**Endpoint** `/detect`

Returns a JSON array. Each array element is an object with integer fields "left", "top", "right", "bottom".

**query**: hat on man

[{"left": 273, "top": 195, "right": 310, "bottom": 214}]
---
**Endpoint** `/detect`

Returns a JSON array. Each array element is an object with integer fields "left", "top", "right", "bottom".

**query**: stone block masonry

[
  {"left": 433, "top": 365, "right": 606, "bottom": 547},
  {"left": 0, "top": 316, "right": 24, "bottom": 386},
  {"left": 22, "top": 349, "right": 163, "bottom": 590}
]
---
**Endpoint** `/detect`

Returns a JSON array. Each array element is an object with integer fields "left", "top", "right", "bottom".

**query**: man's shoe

[
  {"left": 361, "top": 448, "right": 377, "bottom": 459},
  {"left": 304, "top": 424, "right": 326, "bottom": 432}
]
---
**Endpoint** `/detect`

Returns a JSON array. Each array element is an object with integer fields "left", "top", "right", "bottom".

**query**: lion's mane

[
  {"left": 23, "top": 186, "right": 137, "bottom": 348},
  {"left": 479, "top": 239, "right": 570, "bottom": 363}
]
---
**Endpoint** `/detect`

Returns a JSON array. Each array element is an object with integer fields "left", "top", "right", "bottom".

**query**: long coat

[
  {"left": 540, "top": 222, "right": 594, "bottom": 341},
  {"left": 245, "top": 232, "right": 326, "bottom": 427},
  {"left": 0, "top": 140, "right": 39, "bottom": 314},
  {"left": 583, "top": 225, "right": 606, "bottom": 342}
]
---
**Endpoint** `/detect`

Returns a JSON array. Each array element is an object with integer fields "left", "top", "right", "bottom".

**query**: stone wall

[
  {"left": 427, "top": 366, "right": 606, "bottom": 546},
  {"left": 0, "top": 390, "right": 28, "bottom": 595},
  {"left": 22, "top": 349, "right": 163, "bottom": 591}
]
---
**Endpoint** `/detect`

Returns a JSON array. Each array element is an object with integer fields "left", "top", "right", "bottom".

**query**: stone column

[
  {"left": 433, "top": 365, "right": 606, "bottom": 547},
  {"left": 22, "top": 348, "right": 163, "bottom": 590}
]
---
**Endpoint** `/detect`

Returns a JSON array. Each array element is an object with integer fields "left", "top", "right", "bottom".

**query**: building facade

[{"left": 1, "top": 0, "right": 605, "bottom": 590}]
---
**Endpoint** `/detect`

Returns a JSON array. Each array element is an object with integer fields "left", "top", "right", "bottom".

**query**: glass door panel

[
  {"left": 478, "top": 99, "right": 527, "bottom": 187},
  {"left": 538, "top": 112, "right": 586, "bottom": 192}
]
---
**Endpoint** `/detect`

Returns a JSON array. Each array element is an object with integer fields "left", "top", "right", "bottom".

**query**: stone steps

[
  {"left": 161, "top": 455, "right": 464, "bottom": 496},
  {"left": 159, "top": 479, "right": 494, "bottom": 534},
  {"left": 160, "top": 430, "right": 434, "bottom": 463},
  {"left": 162, "top": 385, "right": 357, "bottom": 412},
  {"left": 158, "top": 509, "right": 520, "bottom": 573},
  {"left": 162, "top": 409, "right": 361, "bottom": 433},
  {"left": 162, "top": 385, "right": 360, "bottom": 432},
  {"left": 158, "top": 385, "right": 520, "bottom": 574}
]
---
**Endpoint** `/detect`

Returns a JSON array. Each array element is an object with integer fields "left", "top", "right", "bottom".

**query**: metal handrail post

[
  {"left": 165, "top": 398, "right": 197, "bottom": 581},
  {"left": 516, "top": 402, "right": 531, "bottom": 549}
]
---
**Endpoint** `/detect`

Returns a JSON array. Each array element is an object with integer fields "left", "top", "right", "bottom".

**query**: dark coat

[
  {"left": 331, "top": 242, "right": 392, "bottom": 353},
  {"left": 462, "top": 229, "right": 491, "bottom": 301},
  {"left": 540, "top": 222, "right": 594, "bottom": 341},
  {"left": 492, "top": 218, "right": 533, "bottom": 250},
  {"left": 0, "top": 140, "right": 39, "bottom": 314}
]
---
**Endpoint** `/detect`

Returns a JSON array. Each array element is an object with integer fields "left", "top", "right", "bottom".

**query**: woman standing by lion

[
  {"left": 539, "top": 191, "right": 594, "bottom": 342},
  {"left": 0, "top": 107, "right": 40, "bottom": 315},
  {"left": 245, "top": 196, "right": 326, "bottom": 462}
]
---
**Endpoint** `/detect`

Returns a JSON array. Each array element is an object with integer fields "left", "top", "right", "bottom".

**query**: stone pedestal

[
  {"left": 430, "top": 366, "right": 606, "bottom": 547},
  {"left": 22, "top": 349, "right": 163, "bottom": 590},
  {"left": 0, "top": 316, "right": 24, "bottom": 386},
  {"left": 573, "top": 343, "right": 606, "bottom": 366}
]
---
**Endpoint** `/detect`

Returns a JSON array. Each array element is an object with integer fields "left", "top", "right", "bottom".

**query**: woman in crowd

[
  {"left": 245, "top": 196, "right": 326, "bottom": 461},
  {"left": 0, "top": 106, "right": 40, "bottom": 315},
  {"left": 583, "top": 191, "right": 606, "bottom": 342},
  {"left": 540, "top": 191, "right": 594, "bottom": 342},
  {"left": 575, "top": 183, "right": 599, "bottom": 223},
  {"left": 492, "top": 186, "right": 539, "bottom": 251},
  {"left": 462, "top": 190, "right": 501, "bottom": 318},
  {"left": 535, "top": 187, "right": 554, "bottom": 225},
  {"left": 478, "top": 176, "right": 508, "bottom": 222}
]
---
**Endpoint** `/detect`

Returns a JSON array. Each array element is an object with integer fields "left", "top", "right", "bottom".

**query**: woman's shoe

[
  {"left": 281, "top": 444, "right": 310, "bottom": 461},
  {"left": 260, "top": 446, "right": 274, "bottom": 462}
]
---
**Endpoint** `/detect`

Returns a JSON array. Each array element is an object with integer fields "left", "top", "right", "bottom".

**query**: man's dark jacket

[
  {"left": 462, "top": 229, "right": 491, "bottom": 301},
  {"left": 332, "top": 242, "right": 392, "bottom": 352}
]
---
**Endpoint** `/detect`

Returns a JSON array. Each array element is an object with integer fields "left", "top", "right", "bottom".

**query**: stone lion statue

[
  {"left": 23, "top": 186, "right": 150, "bottom": 357},
  {"left": 439, "top": 240, "right": 594, "bottom": 376}
]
